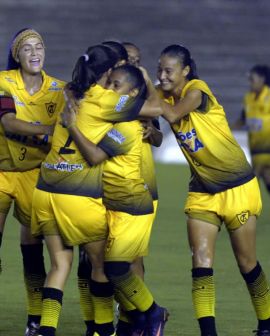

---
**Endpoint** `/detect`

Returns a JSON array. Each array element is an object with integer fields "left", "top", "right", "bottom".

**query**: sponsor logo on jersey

[
  {"left": 107, "top": 129, "right": 125, "bottom": 144},
  {"left": 12, "top": 95, "right": 25, "bottom": 106},
  {"left": 237, "top": 210, "right": 249, "bottom": 225},
  {"left": 115, "top": 95, "right": 129, "bottom": 112},
  {"left": 175, "top": 128, "right": 204, "bottom": 153},
  {"left": 45, "top": 102, "right": 57, "bottom": 117},
  {"left": 4, "top": 76, "right": 16, "bottom": 84},
  {"left": 44, "top": 161, "right": 83, "bottom": 172},
  {"left": 49, "top": 81, "right": 62, "bottom": 91}
]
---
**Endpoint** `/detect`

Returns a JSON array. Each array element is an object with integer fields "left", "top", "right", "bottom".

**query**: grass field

[{"left": 1, "top": 163, "right": 270, "bottom": 336}]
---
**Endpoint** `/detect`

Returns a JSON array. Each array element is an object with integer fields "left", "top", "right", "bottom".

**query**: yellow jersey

[
  {"left": 37, "top": 84, "right": 143, "bottom": 198},
  {"left": 159, "top": 79, "right": 254, "bottom": 194},
  {"left": 243, "top": 85, "right": 270, "bottom": 155},
  {"left": 0, "top": 69, "right": 65, "bottom": 171},
  {"left": 98, "top": 121, "right": 153, "bottom": 215}
]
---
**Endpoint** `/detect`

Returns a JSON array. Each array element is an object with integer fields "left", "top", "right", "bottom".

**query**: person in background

[{"left": 234, "top": 65, "right": 270, "bottom": 195}]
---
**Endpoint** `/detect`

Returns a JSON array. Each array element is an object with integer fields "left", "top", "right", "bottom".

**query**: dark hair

[
  {"left": 122, "top": 42, "right": 140, "bottom": 51},
  {"left": 161, "top": 44, "right": 198, "bottom": 80},
  {"left": 6, "top": 28, "right": 30, "bottom": 70},
  {"left": 102, "top": 41, "right": 128, "bottom": 63},
  {"left": 68, "top": 45, "right": 118, "bottom": 99},
  {"left": 250, "top": 65, "right": 270, "bottom": 87},
  {"left": 111, "top": 64, "right": 147, "bottom": 100}
]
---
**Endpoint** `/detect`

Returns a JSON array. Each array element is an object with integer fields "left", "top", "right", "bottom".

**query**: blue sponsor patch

[
  {"left": 115, "top": 95, "right": 129, "bottom": 112},
  {"left": 107, "top": 129, "right": 125, "bottom": 144}
]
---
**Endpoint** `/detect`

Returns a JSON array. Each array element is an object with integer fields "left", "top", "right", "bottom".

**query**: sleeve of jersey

[
  {"left": 0, "top": 95, "right": 16, "bottom": 119},
  {"left": 98, "top": 123, "right": 135, "bottom": 158},
  {"left": 101, "top": 91, "right": 145, "bottom": 122}
]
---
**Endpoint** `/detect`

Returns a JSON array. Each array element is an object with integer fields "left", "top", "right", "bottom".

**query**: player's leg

[
  {"left": 105, "top": 211, "right": 168, "bottom": 336},
  {"left": 38, "top": 234, "right": 73, "bottom": 336},
  {"left": 83, "top": 240, "right": 115, "bottom": 336},
  {"left": 187, "top": 217, "right": 219, "bottom": 336},
  {"left": 20, "top": 225, "right": 46, "bottom": 335},
  {"left": 229, "top": 216, "right": 270, "bottom": 334},
  {"left": 77, "top": 246, "right": 95, "bottom": 336},
  {"left": 0, "top": 172, "right": 16, "bottom": 273},
  {"left": 15, "top": 169, "right": 47, "bottom": 335}
]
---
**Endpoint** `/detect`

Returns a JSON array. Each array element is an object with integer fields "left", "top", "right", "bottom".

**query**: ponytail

[
  {"left": 68, "top": 45, "right": 118, "bottom": 99},
  {"left": 161, "top": 44, "right": 198, "bottom": 80}
]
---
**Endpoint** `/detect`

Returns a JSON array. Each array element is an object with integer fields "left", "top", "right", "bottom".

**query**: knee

[
  {"left": 104, "top": 261, "right": 131, "bottom": 278},
  {"left": 191, "top": 246, "right": 214, "bottom": 268}
]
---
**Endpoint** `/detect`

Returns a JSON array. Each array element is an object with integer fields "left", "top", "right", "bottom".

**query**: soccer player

[
  {"left": 0, "top": 28, "right": 65, "bottom": 336},
  {"left": 234, "top": 65, "right": 270, "bottom": 194},
  {"left": 31, "top": 47, "right": 162, "bottom": 336},
  {"left": 123, "top": 42, "right": 141, "bottom": 67},
  {"left": 62, "top": 64, "right": 168, "bottom": 336},
  {"left": 156, "top": 44, "right": 270, "bottom": 336},
  {"left": 102, "top": 41, "right": 128, "bottom": 66}
]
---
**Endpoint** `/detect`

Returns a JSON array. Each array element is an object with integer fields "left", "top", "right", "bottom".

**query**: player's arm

[
  {"left": 0, "top": 96, "right": 54, "bottom": 135},
  {"left": 161, "top": 89, "right": 202, "bottom": 124},
  {"left": 61, "top": 105, "right": 108, "bottom": 165},
  {"left": 142, "top": 119, "right": 163, "bottom": 147}
]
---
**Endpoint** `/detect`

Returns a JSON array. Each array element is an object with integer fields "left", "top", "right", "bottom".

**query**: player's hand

[
  {"left": 63, "top": 86, "right": 79, "bottom": 112},
  {"left": 139, "top": 66, "right": 152, "bottom": 86},
  {"left": 142, "top": 120, "right": 155, "bottom": 139},
  {"left": 61, "top": 104, "right": 77, "bottom": 129}
]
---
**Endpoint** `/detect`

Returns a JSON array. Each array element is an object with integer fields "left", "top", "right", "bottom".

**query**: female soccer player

[
  {"left": 0, "top": 28, "right": 65, "bottom": 336},
  {"left": 32, "top": 47, "right": 162, "bottom": 336},
  {"left": 122, "top": 42, "right": 141, "bottom": 67},
  {"left": 61, "top": 64, "right": 168, "bottom": 336},
  {"left": 234, "top": 65, "right": 270, "bottom": 194},
  {"left": 156, "top": 45, "right": 270, "bottom": 336}
]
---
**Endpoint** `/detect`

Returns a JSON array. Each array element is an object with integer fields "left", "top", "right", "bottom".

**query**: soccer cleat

[
  {"left": 147, "top": 306, "right": 169, "bottom": 336},
  {"left": 253, "top": 330, "right": 270, "bottom": 336},
  {"left": 25, "top": 322, "right": 40, "bottom": 336}
]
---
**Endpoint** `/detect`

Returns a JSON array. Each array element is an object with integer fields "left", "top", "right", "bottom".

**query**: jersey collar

[{"left": 15, "top": 69, "right": 49, "bottom": 94}]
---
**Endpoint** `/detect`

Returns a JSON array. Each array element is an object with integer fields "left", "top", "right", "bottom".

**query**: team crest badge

[
  {"left": 237, "top": 211, "right": 249, "bottom": 225},
  {"left": 45, "top": 102, "right": 57, "bottom": 117}
]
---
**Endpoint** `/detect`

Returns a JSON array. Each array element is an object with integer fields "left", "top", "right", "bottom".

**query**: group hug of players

[{"left": 0, "top": 28, "right": 270, "bottom": 336}]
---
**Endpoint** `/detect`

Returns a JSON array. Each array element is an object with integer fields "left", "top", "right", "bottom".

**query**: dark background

[{"left": 1, "top": 0, "right": 270, "bottom": 121}]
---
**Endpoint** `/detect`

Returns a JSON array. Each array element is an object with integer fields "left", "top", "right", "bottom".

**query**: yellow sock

[
  {"left": 111, "top": 271, "right": 153, "bottom": 312},
  {"left": 192, "top": 268, "right": 215, "bottom": 319},
  {"left": 242, "top": 262, "right": 270, "bottom": 320},
  {"left": 39, "top": 287, "right": 63, "bottom": 334},
  {"left": 78, "top": 276, "right": 94, "bottom": 322},
  {"left": 90, "top": 280, "right": 114, "bottom": 325}
]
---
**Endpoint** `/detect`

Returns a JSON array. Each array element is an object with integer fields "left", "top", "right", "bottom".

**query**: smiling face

[
  {"left": 157, "top": 55, "right": 189, "bottom": 94},
  {"left": 106, "top": 70, "right": 138, "bottom": 97},
  {"left": 16, "top": 37, "right": 45, "bottom": 74}
]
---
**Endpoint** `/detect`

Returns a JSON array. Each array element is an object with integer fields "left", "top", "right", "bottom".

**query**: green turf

[{"left": 1, "top": 163, "right": 270, "bottom": 335}]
